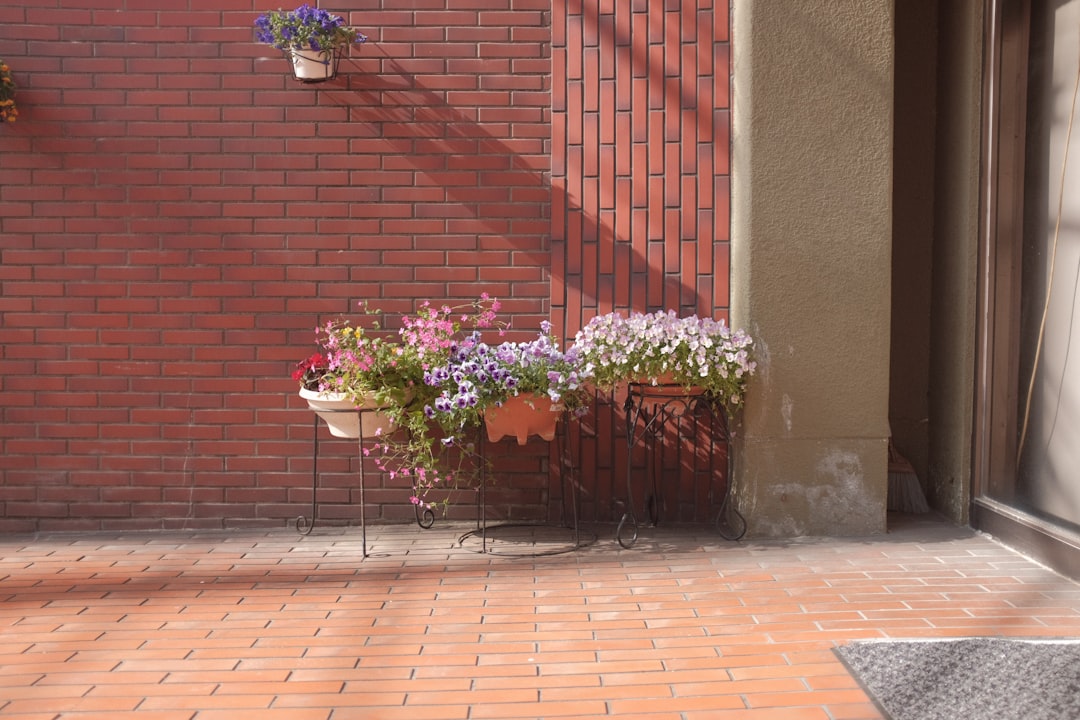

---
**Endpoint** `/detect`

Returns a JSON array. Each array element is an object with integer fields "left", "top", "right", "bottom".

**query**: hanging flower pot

[
  {"left": 288, "top": 47, "right": 340, "bottom": 82},
  {"left": 483, "top": 393, "right": 562, "bottom": 445},
  {"left": 254, "top": 5, "right": 367, "bottom": 84},
  {"left": 299, "top": 387, "right": 405, "bottom": 439}
]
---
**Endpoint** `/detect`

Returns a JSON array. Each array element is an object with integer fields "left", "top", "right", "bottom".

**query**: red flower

[{"left": 292, "top": 352, "right": 328, "bottom": 383}]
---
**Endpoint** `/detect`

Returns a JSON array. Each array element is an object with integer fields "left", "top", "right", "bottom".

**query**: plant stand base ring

[{"left": 458, "top": 522, "right": 596, "bottom": 558}]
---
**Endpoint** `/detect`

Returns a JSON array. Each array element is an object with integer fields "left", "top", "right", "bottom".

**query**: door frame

[{"left": 973, "top": 0, "right": 1080, "bottom": 578}]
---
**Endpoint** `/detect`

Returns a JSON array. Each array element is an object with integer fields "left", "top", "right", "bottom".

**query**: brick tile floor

[{"left": 2, "top": 513, "right": 1079, "bottom": 719}]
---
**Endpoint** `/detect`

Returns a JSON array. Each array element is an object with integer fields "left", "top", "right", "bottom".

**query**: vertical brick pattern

[
  {"left": 0, "top": 0, "right": 554, "bottom": 530},
  {"left": 552, "top": 0, "right": 732, "bottom": 523}
]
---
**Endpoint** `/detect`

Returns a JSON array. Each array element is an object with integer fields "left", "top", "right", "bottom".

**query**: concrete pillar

[{"left": 730, "top": 1, "right": 894, "bottom": 536}]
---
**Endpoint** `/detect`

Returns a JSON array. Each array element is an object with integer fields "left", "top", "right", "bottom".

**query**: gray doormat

[{"left": 835, "top": 637, "right": 1080, "bottom": 720}]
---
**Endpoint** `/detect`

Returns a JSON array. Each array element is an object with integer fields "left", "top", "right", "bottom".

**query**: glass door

[{"left": 978, "top": 0, "right": 1080, "bottom": 559}]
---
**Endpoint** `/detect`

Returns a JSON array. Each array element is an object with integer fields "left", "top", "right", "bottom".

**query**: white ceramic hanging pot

[{"left": 288, "top": 48, "right": 338, "bottom": 82}]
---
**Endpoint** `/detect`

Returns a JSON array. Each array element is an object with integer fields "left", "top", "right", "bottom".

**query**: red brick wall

[{"left": 0, "top": 0, "right": 730, "bottom": 531}]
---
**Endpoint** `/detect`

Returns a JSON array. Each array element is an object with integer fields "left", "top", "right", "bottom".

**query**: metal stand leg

[
  {"left": 297, "top": 408, "right": 374, "bottom": 559},
  {"left": 297, "top": 414, "right": 319, "bottom": 535},
  {"left": 617, "top": 396, "right": 643, "bottom": 548},
  {"left": 415, "top": 502, "right": 435, "bottom": 529},
  {"left": 556, "top": 421, "right": 581, "bottom": 547},
  {"left": 715, "top": 423, "right": 747, "bottom": 541},
  {"left": 479, "top": 424, "right": 487, "bottom": 554},
  {"left": 459, "top": 415, "right": 592, "bottom": 556},
  {"left": 358, "top": 432, "right": 368, "bottom": 558}
]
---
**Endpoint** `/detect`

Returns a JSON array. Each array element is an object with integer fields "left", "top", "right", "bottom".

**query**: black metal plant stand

[
  {"left": 298, "top": 407, "right": 593, "bottom": 558},
  {"left": 618, "top": 382, "right": 747, "bottom": 549},
  {"left": 296, "top": 410, "right": 380, "bottom": 559},
  {"left": 457, "top": 415, "right": 594, "bottom": 557}
]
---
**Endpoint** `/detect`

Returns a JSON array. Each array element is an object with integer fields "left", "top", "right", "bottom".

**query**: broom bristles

[{"left": 887, "top": 440, "right": 929, "bottom": 513}]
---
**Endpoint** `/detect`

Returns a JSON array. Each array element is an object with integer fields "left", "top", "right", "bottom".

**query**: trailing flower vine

[
  {"left": 0, "top": 59, "right": 17, "bottom": 124},
  {"left": 380, "top": 298, "right": 499, "bottom": 507}
]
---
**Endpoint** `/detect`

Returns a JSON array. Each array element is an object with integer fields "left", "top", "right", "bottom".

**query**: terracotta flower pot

[
  {"left": 632, "top": 372, "right": 705, "bottom": 412},
  {"left": 483, "top": 393, "right": 562, "bottom": 445},
  {"left": 636, "top": 372, "right": 704, "bottom": 394}
]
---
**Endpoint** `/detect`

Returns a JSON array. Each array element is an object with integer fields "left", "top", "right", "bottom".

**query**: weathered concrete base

[{"left": 736, "top": 437, "right": 888, "bottom": 538}]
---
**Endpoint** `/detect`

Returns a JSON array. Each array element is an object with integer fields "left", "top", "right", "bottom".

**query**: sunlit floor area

[{"left": 2, "top": 513, "right": 1079, "bottom": 720}]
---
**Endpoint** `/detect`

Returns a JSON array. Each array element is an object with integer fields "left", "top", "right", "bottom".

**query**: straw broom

[{"left": 887, "top": 439, "right": 929, "bottom": 513}]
